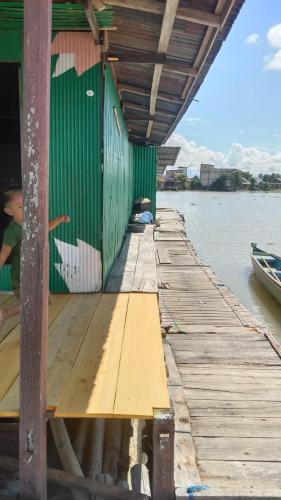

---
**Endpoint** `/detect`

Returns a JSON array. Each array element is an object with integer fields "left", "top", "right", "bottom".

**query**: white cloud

[
  {"left": 274, "top": 133, "right": 281, "bottom": 138},
  {"left": 240, "top": 130, "right": 245, "bottom": 135},
  {"left": 267, "top": 24, "right": 281, "bottom": 48},
  {"left": 245, "top": 33, "right": 260, "bottom": 45},
  {"left": 264, "top": 23, "right": 281, "bottom": 70},
  {"left": 183, "top": 116, "right": 207, "bottom": 125},
  {"left": 166, "top": 133, "right": 281, "bottom": 176}
]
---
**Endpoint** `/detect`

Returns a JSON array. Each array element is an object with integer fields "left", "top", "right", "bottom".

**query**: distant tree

[
  {"left": 190, "top": 176, "right": 202, "bottom": 190},
  {"left": 243, "top": 171, "right": 252, "bottom": 181},
  {"left": 250, "top": 177, "right": 257, "bottom": 191},
  {"left": 177, "top": 174, "right": 189, "bottom": 190},
  {"left": 231, "top": 170, "right": 243, "bottom": 191},
  {"left": 262, "top": 182, "right": 269, "bottom": 192},
  {"left": 210, "top": 174, "right": 227, "bottom": 191}
]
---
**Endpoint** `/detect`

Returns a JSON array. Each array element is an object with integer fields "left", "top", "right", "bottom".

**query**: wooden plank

[
  {"left": 132, "top": 237, "right": 157, "bottom": 292},
  {"left": 103, "top": 0, "right": 221, "bottom": 27},
  {"left": 106, "top": 234, "right": 140, "bottom": 292},
  {"left": 47, "top": 294, "right": 101, "bottom": 408},
  {"left": 198, "top": 459, "right": 281, "bottom": 486},
  {"left": 147, "top": 0, "right": 180, "bottom": 137},
  {"left": 157, "top": 248, "right": 171, "bottom": 265},
  {"left": 191, "top": 417, "right": 281, "bottom": 438},
  {"left": 194, "top": 436, "right": 281, "bottom": 461},
  {"left": 188, "top": 400, "right": 281, "bottom": 417},
  {"left": 0, "top": 294, "right": 71, "bottom": 416},
  {"left": 163, "top": 344, "right": 182, "bottom": 386},
  {"left": 184, "top": 386, "right": 281, "bottom": 401},
  {"left": 20, "top": 1, "right": 52, "bottom": 496},
  {"left": 56, "top": 293, "right": 129, "bottom": 417},
  {"left": 114, "top": 294, "right": 169, "bottom": 417}
]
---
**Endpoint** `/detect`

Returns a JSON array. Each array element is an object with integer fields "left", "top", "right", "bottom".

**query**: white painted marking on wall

[
  {"left": 53, "top": 53, "right": 75, "bottom": 78},
  {"left": 54, "top": 238, "right": 102, "bottom": 292}
]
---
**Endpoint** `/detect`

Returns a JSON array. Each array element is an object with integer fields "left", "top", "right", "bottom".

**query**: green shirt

[{"left": 3, "top": 220, "right": 22, "bottom": 290}]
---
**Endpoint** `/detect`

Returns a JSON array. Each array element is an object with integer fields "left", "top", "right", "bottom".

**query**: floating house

[{"left": 0, "top": 1, "right": 245, "bottom": 498}]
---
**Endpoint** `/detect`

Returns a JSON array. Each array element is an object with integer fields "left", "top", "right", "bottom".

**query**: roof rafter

[
  {"left": 163, "top": 0, "right": 236, "bottom": 142},
  {"left": 146, "top": 0, "right": 180, "bottom": 139},
  {"left": 117, "top": 83, "right": 183, "bottom": 105},
  {"left": 102, "top": 0, "right": 221, "bottom": 28},
  {"left": 83, "top": 0, "right": 100, "bottom": 44},
  {"left": 106, "top": 51, "right": 198, "bottom": 77}
]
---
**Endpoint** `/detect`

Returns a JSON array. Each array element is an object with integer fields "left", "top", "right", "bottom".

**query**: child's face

[{"left": 5, "top": 193, "right": 24, "bottom": 225}]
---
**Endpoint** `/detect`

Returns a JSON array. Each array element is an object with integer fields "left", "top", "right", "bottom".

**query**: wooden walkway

[
  {"left": 106, "top": 225, "right": 157, "bottom": 293},
  {"left": 157, "top": 208, "right": 281, "bottom": 498},
  {"left": 0, "top": 292, "right": 169, "bottom": 419}
]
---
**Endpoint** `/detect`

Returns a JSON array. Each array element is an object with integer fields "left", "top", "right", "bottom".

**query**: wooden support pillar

[
  {"left": 152, "top": 410, "right": 175, "bottom": 500},
  {"left": 20, "top": 1, "right": 52, "bottom": 499}
]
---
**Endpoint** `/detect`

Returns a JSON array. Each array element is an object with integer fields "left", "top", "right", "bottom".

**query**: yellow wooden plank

[
  {"left": 55, "top": 293, "right": 129, "bottom": 418},
  {"left": 47, "top": 293, "right": 101, "bottom": 408},
  {"left": 0, "top": 293, "right": 70, "bottom": 415},
  {"left": 0, "top": 295, "right": 20, "bottom": 343},
  {"left": 113, "top": 293, "right": 170, "bottom": 418},
  {"left": 0, "top": 293, "right": 14, "bottom": 306}
]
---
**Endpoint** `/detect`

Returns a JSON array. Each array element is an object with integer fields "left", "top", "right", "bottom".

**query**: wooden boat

[{"left": 251, "top": 243, "right": 281, "bottom": 305}]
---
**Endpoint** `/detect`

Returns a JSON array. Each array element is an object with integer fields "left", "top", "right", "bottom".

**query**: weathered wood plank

[
  {"left": 188, "top": 400, "right": 281, "bottom": 417},
  {"left": 194, "top": 436, "right": 281, "bottom": 461},
  {"left": 191, "top": 417, "right": 281, "bottom": 437}
]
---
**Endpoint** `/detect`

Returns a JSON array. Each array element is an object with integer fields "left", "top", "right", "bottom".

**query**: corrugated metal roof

[
  {"left": 157, "top": 146, "right": 180, "bottom": 174},
  {"left": 0, "top": 2, "right": 114, "bottom": 30},
  {"left": 0, "top": 0, "right": 246, "bottom": 146},
  {"left": 103, "top": 0, "right": 246, "bottom": 145}
]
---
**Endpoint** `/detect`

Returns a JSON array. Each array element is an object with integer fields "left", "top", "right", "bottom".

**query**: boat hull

[{"left": 251, "top": 254, "right": 281, "bottom": 305}]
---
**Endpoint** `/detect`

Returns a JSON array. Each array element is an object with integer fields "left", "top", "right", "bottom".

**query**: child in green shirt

[{"left": 0, "top": 186, "right": 70, "bottom": 328}]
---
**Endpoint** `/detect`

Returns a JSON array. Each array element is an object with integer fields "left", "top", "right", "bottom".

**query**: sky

[{"left": 167, "top": 0, "right": 281, "bottom": 176}]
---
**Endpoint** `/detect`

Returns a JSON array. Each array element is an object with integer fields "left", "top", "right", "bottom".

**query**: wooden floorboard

[
  {"left": 156, "top": 208, "right": 281, "bottom": 497},
  {"left": 106, "top": 225, "right": 157, "bottom": 293},
  {"left": 0, "top": 292, "right": 169, "bottom": 419}
]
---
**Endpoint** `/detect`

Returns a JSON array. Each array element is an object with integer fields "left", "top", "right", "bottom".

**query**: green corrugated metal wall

[
  {"left": 0, "top": 32, "right": 158, "bottom": 292},
  {"left": 102, "top": 65, "right": 133, "bottom": 284},
  {"left": 49, "top": 56, "right": 102, "bottom": 292},
  {"left": 133, "top": 146, "right": 157, "bottom": 217},
  {"left": 0, "top": 31, "right": 22, "bottom": 290},
  {"left": 0, "top": 31, "right": 103, "bottom": 292}
]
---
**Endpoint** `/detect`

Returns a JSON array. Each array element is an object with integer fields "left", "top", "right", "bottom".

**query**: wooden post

[
  {"left": 152, "top": 409, "right": 175, "bottom": 500},
  {"left": 20, "top": 1, "right": 52, "bottom": 499}
]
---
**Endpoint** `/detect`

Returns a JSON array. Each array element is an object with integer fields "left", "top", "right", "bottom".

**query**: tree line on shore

[{"left": 172, "top": 172, "right": 281, "bottom": 192}]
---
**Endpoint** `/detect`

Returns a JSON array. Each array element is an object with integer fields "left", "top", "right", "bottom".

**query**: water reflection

[{"left": 157, "top": 191, "right": 281, "bottom": 339}]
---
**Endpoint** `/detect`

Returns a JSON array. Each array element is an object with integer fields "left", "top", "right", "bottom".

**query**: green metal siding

[
  {"left": 0, "top": 31, "right": 22, "bottom": 290},
  {"left": 103, "top": 65, "right": 133, "bottom": 284},
  {"left": 49, "top": 57, "right": 102, "bottom": 292},
  {"left": 0, "top": 30, "right": 22, "bottom": 61},
  {"left": 0, "top": 32, "right": 103, "bottom": 292},
  {"left": 133, "top": 146, "right": 157, "bottom": 217}
]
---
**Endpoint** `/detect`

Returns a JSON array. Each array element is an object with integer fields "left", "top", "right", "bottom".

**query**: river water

[{"left": 157, "top": 191, "right": 281, "bottom": 339}]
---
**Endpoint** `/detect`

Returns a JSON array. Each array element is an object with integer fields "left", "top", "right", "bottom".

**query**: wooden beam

[
  {"left": 102, "top": 0, "right": 221, "bottom": 27},
  {"left": 181, "top": 0, "right": 234, "bottom": 100},
  {"left": 152, "top": 409, "right": 175, "bottom": 500},
  {"left": 0, "top": 455, "right": 148, "bottom": 500},
  {"left": 84, "top": 0, "right": 100, "bottom": 44},
  {"left": 106, "top": 51, "right": 198, "bottom": 76},
  {"left": 92, "top": 0, "right": 106, "bottom": 11},
  {"left": 118, "top": 83, "right": 183, "bottom": 105},
  {"left": 20, "top": 1, "right": 52, "bottom": 499},
  {"left": 147, "top": 0, "right": 180, "bottom": 138},
  {"left": 125, "top": 101, "right": 175, "bottom": 119}
]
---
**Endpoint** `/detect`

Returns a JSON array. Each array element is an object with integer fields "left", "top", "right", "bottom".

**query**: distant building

[
  {"left": 200, "top": 164, "right": 237, "bottom": 189},
  {"left": 177, "top": 166, "right": 189, "bottom": 176}
]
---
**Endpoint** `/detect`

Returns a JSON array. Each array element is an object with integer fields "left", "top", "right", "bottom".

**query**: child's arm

[
  {"left": 49, "top": 215, "right": 70, "bottom": 232},
  {"left": 0, "top": 245, "right": 12, "bottom": 268}
]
